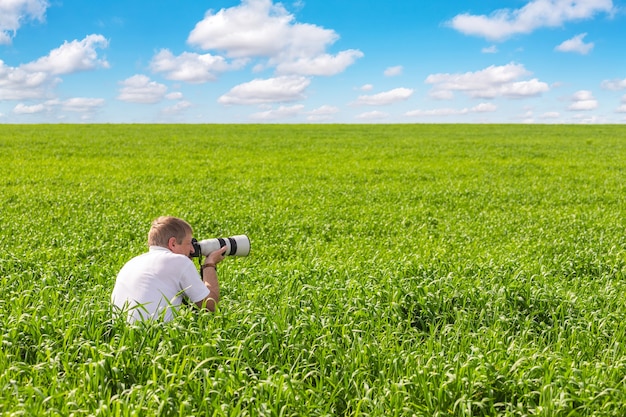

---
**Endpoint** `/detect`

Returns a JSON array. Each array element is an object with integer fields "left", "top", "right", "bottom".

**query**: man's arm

[
  {"left": 196, "top": 264, "right": 220, "bottom": 311},
  {"left": 195, "top": 246, "right": 227, "bottom": 312}
]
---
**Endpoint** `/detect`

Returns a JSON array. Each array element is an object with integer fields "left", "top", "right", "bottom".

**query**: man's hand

[{"left": 205, "top": 245, "right": 227, "bottom": 267}]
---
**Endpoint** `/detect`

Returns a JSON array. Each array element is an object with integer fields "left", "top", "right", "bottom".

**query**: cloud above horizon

[
  {"left": 0, "top": 34, "right": 109, "bottom": 100},
  {"left": 142, "top": 0, "right": 364, "bottom": 107},
  {"left": 0, "top": 0, "right": 48, "bottom": 45},
  {"left": 555, "top": 33, "right": 594, "bottom": 54},
  {"left": 352, "top": 87, "right": 414, "bottom": 106},
  {"left": 186, "top": 0, "right": 362, "bottom": 78},
  {"left": 425, "top": 63, "right": 549, "bottom": 99},
  {"left": 448, "top": 0, "right": 614, "bottom": 41},
  {"left": 218, "top": 75, "right": 311, "bottom": 105}
]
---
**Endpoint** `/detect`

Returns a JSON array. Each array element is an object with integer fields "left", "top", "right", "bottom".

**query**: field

[{"left": 1, "top": 124, "right": 626, "bottom": 416}]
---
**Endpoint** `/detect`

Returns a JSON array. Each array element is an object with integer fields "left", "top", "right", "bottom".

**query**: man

[{"left": 111, "top": 216, "right": 227, "bottom": 322}]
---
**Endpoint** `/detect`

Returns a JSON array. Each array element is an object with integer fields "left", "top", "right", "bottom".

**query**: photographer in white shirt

[{"left": 111, "top": 216, "right": 226, "bottom": 322}]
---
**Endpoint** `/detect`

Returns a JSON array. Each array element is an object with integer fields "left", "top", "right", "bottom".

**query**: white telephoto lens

[{"left": 199, "top": 235, "right": 250, "bottom": 257}]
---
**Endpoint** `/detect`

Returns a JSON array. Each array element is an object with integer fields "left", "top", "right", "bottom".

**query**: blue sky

[{"left": 1, "top": 0, "right": 626, "bottom": 123}]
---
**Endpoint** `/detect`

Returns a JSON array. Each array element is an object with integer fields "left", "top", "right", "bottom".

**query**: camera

[{"left": 191, "top": 235, "right": 250, "bottom": 257}]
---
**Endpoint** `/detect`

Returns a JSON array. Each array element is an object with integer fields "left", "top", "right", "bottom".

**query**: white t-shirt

[{"left": 111, "top": 246, "right": 210, "bottom": 322}]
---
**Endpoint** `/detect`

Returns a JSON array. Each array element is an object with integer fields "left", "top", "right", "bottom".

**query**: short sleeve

[{"left": 178, "top": 260, "right": 210, "bottom": 303}]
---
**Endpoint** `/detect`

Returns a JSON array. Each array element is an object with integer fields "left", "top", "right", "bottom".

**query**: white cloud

[
  {"left": 165, "top": 92, "right": 183, "bottom": 100},
  {"left": 352, "top": 87, "right": 414, "bottom": 106},
  {"left": 405, "top": 103, "right": 496, "bottom": 118},
  {"left": 428, "top": 89, "right": 454, "bottom": 100},
  {"left": 601, "top": 78, "right": 626, "bottom": 91},
  {"left": 355, "top": 110, "right": 388, "bottom": 120},
  {"left": 568, "top": 90, "right": 598, "bottom": 110},
  {"left": 307, "top": 115, "right": 332, "bottom": 122},
  {"left": 60, "top": 97, "right": 105, "bottom": 112},
  {"left": 359, "top": 84, "right": 374, "bottom": 91},
  {"left": 275, "top": 49, "right": 363, "bottom": 76},
  {"left": 616, "top": 105, "right": 626, "bottom": 113},
  {"left": 117, "top": 75, "right": 168, "bottom": 104},
  {"left": 308, "top": 105, "right": 339, "bottom": 116},
  {"left": 161, "top": 100, "right": 192, "bottom": 115},
  {"left": 500, "top": 79, "right": 551, "bottom": 98},
  {"left": 472, "top": 102, "right": 497, "bottom": 112},
  {"left": 187, "top": 0, "right": 361, "bottom": 76},
  {"left": 10, "top": 97, "right": 104, "bottom": 117},
  {"left": 384, "top": 66, "right": 403, "bottom": 77},
  {"left": 189, "top": 0, "right": 304, "bottom": 57},
  {"left": 425, "top": 63, "right": 549, "bottom": 99},
  {"left": 406, "top": 108, "right": 468, "bottom": 117},
  {"left": 13, "top": 103, "right": 46, "bottom": 114},
  {"left": 0, "top": 61, "right": 52, "bottom": 100},
  {"left": 448, "top": 0, "right": 614, "bottom": 41},
  {"left": 22, "top": 34, "right": 109, "bottom": 75},
  {"left": 572, "top": 114, "right": 604, "bottom": 123},
  {"left": 482, "top": 45, "right": 498, "bottom": 54},
  {"left": 306, "top": 105, "right": 339, "bottom": 121},
  {"left": 0, "top": 0, "right": 48, "bottom": 45},
  {"left": 555, "top": 33, "right": 593, "bottom": 54},
  {"left": 0, "top": 34, "right": 108, "bottom": 101},
  {"left": 150, "top": 49, "right": 244, "bottom": 83},
  {"left": 539, "top": 111, "right": 561, "bottom": 119},
  {"left": 250, "top": 104, "right": 304, "bottom": 120},
  {"left": 218, "top": 75, "right": 310, "bottom": 105}
]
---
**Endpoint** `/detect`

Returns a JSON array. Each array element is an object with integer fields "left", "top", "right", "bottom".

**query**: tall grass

[{"left": 1, "top": 124, "right": 626, "bottom": 416}]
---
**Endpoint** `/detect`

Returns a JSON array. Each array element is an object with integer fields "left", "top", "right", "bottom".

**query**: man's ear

[{"left": 167, "top": 236, "right": 177, "bottom": 250}]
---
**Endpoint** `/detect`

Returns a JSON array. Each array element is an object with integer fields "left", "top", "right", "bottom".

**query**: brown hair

[{"left": 148, "top": 216, "right": 193, "bottom": 247}]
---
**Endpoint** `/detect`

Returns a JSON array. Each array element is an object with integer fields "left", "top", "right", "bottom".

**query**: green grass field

[{"left": 1, "top": 124, "right": 626, "bottom": 416}]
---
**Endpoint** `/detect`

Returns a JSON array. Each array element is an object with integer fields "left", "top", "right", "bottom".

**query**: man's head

[{"left": 148, "top": 216, "right": 195, "bottom": 256}]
